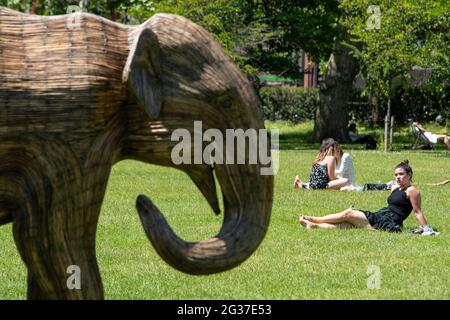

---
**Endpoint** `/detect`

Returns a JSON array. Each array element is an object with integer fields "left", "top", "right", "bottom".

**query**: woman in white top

[
  {"left": 335, "top": 151, "right": 355, "bottom": 188},
  {"left": 412, "top": 122, "right": 450, "bottom": 150}
]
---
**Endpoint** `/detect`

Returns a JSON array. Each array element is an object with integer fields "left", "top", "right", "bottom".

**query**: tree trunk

[
  {"left": 312, "top": 35, "right": 359, "bottom": 143},
  {"left": 369, "top": 94, "right": 379, "bottom": 124}
]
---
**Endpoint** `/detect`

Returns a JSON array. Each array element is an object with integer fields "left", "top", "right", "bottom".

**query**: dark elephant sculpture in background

[{"left": 0, "top": 7, "right": 273, "bottom": 299}]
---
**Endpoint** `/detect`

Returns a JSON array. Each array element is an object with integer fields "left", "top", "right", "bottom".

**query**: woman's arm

[
  {"left": 413, "top": 122, "right": 427, "bottom": 132},
  {"left": 407, "top": 187, "right": 428, "bottom": 227},
  {"left": 326, "top": 156, "right": 337, "bottom": 180},
  {"left": 348, "top": 131, "right": 358, "bottom": 142},
  {"left": 335, "top": 158, "right": 342, "bottom": 175}
]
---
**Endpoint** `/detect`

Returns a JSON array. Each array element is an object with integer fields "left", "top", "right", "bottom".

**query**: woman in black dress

[
  {"left": 293, "top": 138, "right": 350, "bottom": 190},
  {"left": 298, "top": 160, "right": 432, "bottom": 233}
]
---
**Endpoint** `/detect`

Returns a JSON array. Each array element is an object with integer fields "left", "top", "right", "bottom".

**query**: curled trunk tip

[{"left": 135, "top": 192, "right": 270, "bottom": 275}]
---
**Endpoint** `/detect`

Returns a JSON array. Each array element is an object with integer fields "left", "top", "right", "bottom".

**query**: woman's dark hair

[
  {"left": 313, "top": 138, "right": 341, "bottom": 166},
  {"left": 348, "top": 123, "right": 357, "bottom": 132},
  {"left": 395, "top": 160, "right": 413, "bottom": 179},
  {"left": 319, "top": 138, "right": 336, "bottom": 152}
]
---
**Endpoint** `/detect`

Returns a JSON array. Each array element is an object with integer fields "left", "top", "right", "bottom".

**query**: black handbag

[{"left": 363, "top": 183, "right": 389, "bottom": 191}]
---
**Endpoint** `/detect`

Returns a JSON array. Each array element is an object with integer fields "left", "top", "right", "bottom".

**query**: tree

[
  {"left": 312, "top": 27, "right": 359, "bottom": 143},
  {"left": 339, "top": 0, "right": 450, "bottom": 123},
  {"left": 0, "top": 0, "right": 148, "bottom": 19},
  {"left": 312, "top": 0, "right": 449, "bottom": 143},
  {"left": 243, "top": 0, "right": 340, "bottom": 78}
]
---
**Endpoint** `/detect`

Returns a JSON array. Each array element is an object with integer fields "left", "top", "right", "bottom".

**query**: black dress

[
  {"left": 309, "top": 163, "right": 329, "bottom": 189},
  {"left": 362, "top": 187, "right": 413, "bottom": 232}
]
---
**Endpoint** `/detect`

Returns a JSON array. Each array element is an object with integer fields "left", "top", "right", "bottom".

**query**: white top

[
  {"left": 423, "top": 131, "right": 438, "bottom": 144},
  {"left": 412, "top": 125, "right": 437, "bottom": 144},
  {"left": 348, "top": 131, "right": 358, "bottom": 142},
  {"left": 336, "top": 153, "right": 355, "bottom": 186}
]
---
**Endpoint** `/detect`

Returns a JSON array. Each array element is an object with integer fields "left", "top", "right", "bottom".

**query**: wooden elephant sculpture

[{"left": 0, "top": 7, "right": 273, "bottom": 299}]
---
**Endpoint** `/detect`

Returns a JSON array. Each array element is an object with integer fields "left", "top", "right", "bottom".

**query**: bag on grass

[{"left": 363, "top": 183, "right": 389, "bottom": 191}]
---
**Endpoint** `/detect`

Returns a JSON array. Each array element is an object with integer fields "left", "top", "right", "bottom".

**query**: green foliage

[
  {"left": 340, "top": 0, "right": 449, "bottom": 104},
  {"left": 118, "top": 0, "right": 155, "bottom": 24},
  {"left": 393, "top": 86, "right": 450, "bottom": 122},
  {"left": 0, "top": 0, "right": 154, "bottom": 20},
  {"left": 348, "top": 86, "right": 449, "bottom": 124},
  {"left": 243, "top": 0, "right": 341, "bottom": 78},
  {"left": 259, "top": 87, "right": 319, "bottom": 123},
  {"left": 0, "top": 0, "right": 25, "bottom": 12}
]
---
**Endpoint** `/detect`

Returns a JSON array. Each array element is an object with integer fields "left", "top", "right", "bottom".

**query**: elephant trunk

[{"left": 136, "top": 162, "right": 273, "bottom": 275}]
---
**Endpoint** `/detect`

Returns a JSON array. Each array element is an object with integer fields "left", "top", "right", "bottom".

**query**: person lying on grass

[
  {"left": 427, "top": 179, "right": 450, "bottom": 186},
  {"left": 293, "top": 138, "right": 350, "bottom": 190},
  {"left": 299, "top": 160, "right": 435, "bottom": 233},
  {"left": 412, "top": 121, "right": 450, "bottom": 150}
]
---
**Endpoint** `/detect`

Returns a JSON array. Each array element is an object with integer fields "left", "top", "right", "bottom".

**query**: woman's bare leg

[
  {"left": 293, "top": 175, "right": 303, "bottom": 189},
  {"left": 435, "top": 135, "right": 450, "bottom": 149},
  {"left": 302, "top": 209, "right": 373, "bottom": 229},
  {"left": 340, "top": 185, "right": 355, "bottom": 191},
  {"left": 427, "top": 179, "right": 450, "bottom": 186},
  {"left": 328, "top": 178, "right": 349, "bottom": 190},
  {"left": 299, "top": 215, "right": 353, "bottom": 229}
]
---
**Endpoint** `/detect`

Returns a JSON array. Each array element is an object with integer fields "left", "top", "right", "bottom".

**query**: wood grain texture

[{"left": 0, "top": 7, "right": 273, "bottom": 299}]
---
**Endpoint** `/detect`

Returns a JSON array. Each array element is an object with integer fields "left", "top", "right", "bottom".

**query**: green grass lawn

[{"left": 0, "top": 122, "right": 449, "bottom": 299}]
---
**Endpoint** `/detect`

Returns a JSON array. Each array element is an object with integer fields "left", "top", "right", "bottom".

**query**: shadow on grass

[
  {"left": 268, "top": 122, "right": 450, "bottom": 154},
  {"left": 269, "top": 127, "right": 371, "bottom": 151},
  {"left": 275, "top": 131, "right": 319, "bottom": 150}
]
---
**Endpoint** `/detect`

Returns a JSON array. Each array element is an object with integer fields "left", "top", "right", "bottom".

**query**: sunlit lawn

[{"left": 0, "top": 121, "right": 449, "bottom": 299}]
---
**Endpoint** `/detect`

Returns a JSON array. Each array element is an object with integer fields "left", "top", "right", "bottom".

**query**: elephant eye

[
  {"left": 215, "top": 95, "right": 233, "bottom": 109},
  {"left": 221, "top": 98, "right": 232, "bottom": 109}
]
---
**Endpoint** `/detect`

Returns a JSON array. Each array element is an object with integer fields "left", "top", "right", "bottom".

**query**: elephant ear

[{"left": 123, "top": 28, "right": 162, "bottom": 119}]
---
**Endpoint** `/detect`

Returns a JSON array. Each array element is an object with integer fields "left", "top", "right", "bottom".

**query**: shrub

[
  {"left": 393, "top": 86, "right": 449, "bottom": 123},
  {"left": 258, "top": 86, "right": 319, "bottom": 123},
  {"left": 348, "top": 86, "right": 449, "bottom": 125}
]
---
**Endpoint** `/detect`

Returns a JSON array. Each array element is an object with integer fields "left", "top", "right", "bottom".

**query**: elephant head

[
  {"left": 121, "top": 14, "right": 274, "bottom": 275},
  {"left": 0, "top": 7, "right": 273, "bottom": 299}
]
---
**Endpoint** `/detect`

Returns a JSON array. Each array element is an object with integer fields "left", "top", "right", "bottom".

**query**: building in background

[{"left": 300, "top": 52, "right": 320, "bottom": 88}]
